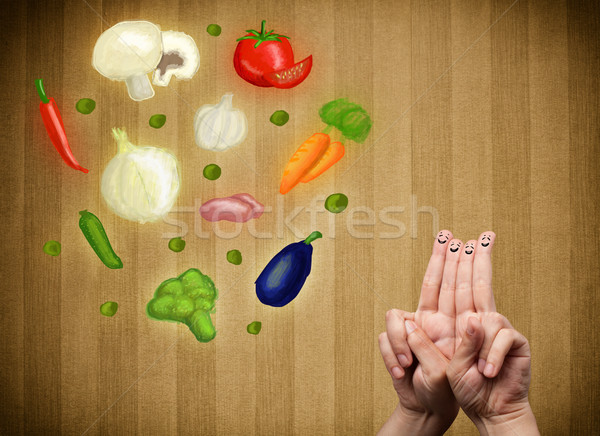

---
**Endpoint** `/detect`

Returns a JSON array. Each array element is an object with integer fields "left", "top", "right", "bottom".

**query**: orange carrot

[
  {"left": 280, "top": 133, "right": 330, "bottom": 194},
  {"left": 300, "top": 141, "right": 345, "bottom": 183}
]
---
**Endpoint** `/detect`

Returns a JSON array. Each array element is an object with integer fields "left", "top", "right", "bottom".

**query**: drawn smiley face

[
  {"left": 480, "top": 234, "right": 492, "bottom": 247},
  {"left": 449, "top": 241, "right": 461, "bottom": 253},
  {"left": 464, "top": 242, "right": 475, "bottom": 255},
  {"left": 437, "top": 231, "right": 451, "bottom": 245}
]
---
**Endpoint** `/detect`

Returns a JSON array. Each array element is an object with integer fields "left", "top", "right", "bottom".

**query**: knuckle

[
  {"left": 456, "top": 282, "right": 471, "bottom": 292},
  {"left": 422, "top": 276, "right": 439, "bottom": 288},
  {"left": 440, "top": 282, "right": 456, "bottom": 293}
]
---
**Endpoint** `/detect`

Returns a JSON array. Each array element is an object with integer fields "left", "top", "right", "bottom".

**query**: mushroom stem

[{"left": 125, "top": 74, "right": 155, "bottom": 101}]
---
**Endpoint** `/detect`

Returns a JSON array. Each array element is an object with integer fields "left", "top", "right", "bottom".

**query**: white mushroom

[
  {"left": 92, "top": 21, "right": 162, "bottom": 101},
  {"left": 152, "top": 31, "right": 200, "bottom": 86}
]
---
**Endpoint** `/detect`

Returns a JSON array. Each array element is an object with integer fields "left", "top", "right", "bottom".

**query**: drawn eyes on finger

[{"left": 436, "top": 230, "right": 452, "bottom": 245}]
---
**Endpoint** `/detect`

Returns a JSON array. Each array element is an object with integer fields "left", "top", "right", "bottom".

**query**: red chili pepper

[{"left": 35, "top": 79, "right": 88, "bottom": 173}]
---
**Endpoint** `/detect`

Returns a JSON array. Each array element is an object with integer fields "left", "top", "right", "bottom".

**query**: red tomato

[
  {"left": 265, "top": 55, "right": 313, "bottom": 89},
  {"left": 233, "top": 20, "right": 311, "bottom": 88}
]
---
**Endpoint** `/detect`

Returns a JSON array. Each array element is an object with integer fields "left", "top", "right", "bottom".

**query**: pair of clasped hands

[{"left": 378, "top": 231, "right": 540, "bottom": 435}]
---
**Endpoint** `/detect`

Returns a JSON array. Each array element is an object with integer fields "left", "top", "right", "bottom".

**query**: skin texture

[{"left": 379, "top": 231, "right": 539, "bottom": 435}]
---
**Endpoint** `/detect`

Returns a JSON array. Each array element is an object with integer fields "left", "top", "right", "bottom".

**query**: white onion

[{"left": 101, "top": 128, "right": 180, "bottom": 223}]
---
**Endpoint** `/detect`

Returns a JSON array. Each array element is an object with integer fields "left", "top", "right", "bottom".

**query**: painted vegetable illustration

[
  {"left": 79, "top": 210, "right": 123, "bottom": 269},
  {"left": 35, "top": 79, "right": 88, "bottom": 173},
  {"left": 92, "top": 21, "right": 199, "bottom": 101},
  {"left": 200, "top": 193, "right": 264, "bottom": 223},
  {"left": 101, "top": 128, "right": 180, "bottom": 223},
  {"left": 194, "top": 94, "right": 248, "bottom": 151},
  {"left": 146, "top": 268, "right": 218, "bottom": 343},
  {"left": 255, "top": 231, "right": 322, "bottom": 307},
  {"left": 234, "top": 20, "right": 312, "bottom": 89},
  {"left": 279, "top": 99, "right": 372, "bottom": 194}
]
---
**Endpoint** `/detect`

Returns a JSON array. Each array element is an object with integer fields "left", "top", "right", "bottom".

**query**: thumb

[
  {"left": 447, "top": 317, "right": 484, "bottom": 382},
  {"left": 404, "top": 320, "right": 448, "bottom": 381}
]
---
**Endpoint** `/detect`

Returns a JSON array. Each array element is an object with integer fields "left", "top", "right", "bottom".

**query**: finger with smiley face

[
  {"left": 455, "top": 240, "right": 477, "bottom": 315},
  {"left": 473, "top": 231, "right": 497, "bottom": 312},
  {"left": 438, "top": 239, "right": 463, "bottom": 317},
  {"left": 418, "top": 230, "right": 454, "bottom": 311}
]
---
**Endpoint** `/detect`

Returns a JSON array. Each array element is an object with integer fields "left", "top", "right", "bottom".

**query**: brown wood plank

[{"left": 568, "top": 0, "right": 600, "bottom": 433}]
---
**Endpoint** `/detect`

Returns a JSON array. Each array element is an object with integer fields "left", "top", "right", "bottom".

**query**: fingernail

[
  {"left": 397, "top": 354, "right": 409, "bottom": 368},
  {"left": 478, "top": 358, "right": 486, "bottom": 373},
  {"left": 484, "top": 363, "right": 495, "bottom": 377},
  {"left": 391, "top": 366, "right": 403, "bottom": 379},
  {"left": 404, "top": 320, "right": 416, "bottom": 335}
]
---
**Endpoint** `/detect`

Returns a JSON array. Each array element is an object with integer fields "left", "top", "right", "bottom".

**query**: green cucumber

[{"left": 79, "top": 210, "right": 123, "bottom": 269}]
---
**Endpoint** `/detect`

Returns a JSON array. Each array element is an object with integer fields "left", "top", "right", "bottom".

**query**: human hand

[
  {"left": 447, "top": 232, "right": 539, "bottom": 435},
  {"left": 378, "top": 311, "right": 457, "bottom": 436},
  {"left": 377, "top": 230, "right": 461, "bottom": 435}
]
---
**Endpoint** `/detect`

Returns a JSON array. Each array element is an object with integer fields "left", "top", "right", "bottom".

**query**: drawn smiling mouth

[
  {"left": 465, "top": 249, "right": 473, "bottom": 254},
  {"left": 438, "top": 238, "right": 447, "bottom": 244},
  {"left": 481, "top": 242, "right": 489, "bottom": 247},
  {"left": 450, "top": 247, "right": 459, "bottom": 252}
]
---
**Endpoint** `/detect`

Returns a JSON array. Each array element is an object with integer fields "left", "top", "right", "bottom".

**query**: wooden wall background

[{"left": 1, "top": 0, "right": 598, "bottom": 434}]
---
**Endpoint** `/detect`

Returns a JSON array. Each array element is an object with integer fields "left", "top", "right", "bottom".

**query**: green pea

[
  {"left": 203, "top": 164, "right": 221, "bottom": 180},
  {"left": 169, "top": 237, "right": 186, "bottom": 252},
  {"left": 149, "top": 114, "right": 167, "bottom": 129},
  {"left": 247, "top": 321, "right": 262, "bottom": 335},
  {"left": 43, "top": 240, "right": 61, "bottom": 256},
  {"left": 76, "top": 98, "right": 96, "bottom": 114},
  {"left": 325, "top": 193, "right": 348, "bottom": 213},
  {"left": 270, "top": 110, "right": 289, "bottom": 126},
  {"left": 100, "top": 301, "right": 118, "bottom": 317},
  {"left": 227, "top": 249, "right": 242, "bottom": 265},
  {"left": 207, "top": 24, "right": 222, "bottom": 37}
]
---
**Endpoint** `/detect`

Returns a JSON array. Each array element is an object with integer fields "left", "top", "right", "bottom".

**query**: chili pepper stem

[
  {"left": 304, "top": 231, "right": 323, "bottom": 245},
  {"left": 323, "top": 125, "right": 334, "bottom": 135},
  {"left": 35, "top": 79, "right": 50, "bottom": 104}
]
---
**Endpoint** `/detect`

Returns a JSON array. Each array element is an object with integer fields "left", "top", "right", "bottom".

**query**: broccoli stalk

[{"left": 146, "top": 268, "right": 218, "bottom": 342}]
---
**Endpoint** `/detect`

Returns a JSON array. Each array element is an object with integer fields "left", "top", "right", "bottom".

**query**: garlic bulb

[
  {"left": 101, "top": 128, "right": 180, "bottom": 223},
  {"left": 194, "top": 93, "right": 248, "bottom": 151}
]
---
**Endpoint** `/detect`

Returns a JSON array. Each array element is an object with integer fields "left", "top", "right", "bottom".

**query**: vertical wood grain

[
  {"left": 0, "top": 0, "right": 27, "bottom": 434},
  {"left": 333, "top": 0, "right": 375, "bottom": 434},
  {"left": 568, "top": 0, "right": 600, "bottom": 433},
  {"left": 490, "top": 0, "right": 531, "bottom": 333},
  {"left": 527, "top": 0, "right": 571, "bottom": 433},
  {"left": 23, "top": 0, "right": 64, "bottom": 432}
]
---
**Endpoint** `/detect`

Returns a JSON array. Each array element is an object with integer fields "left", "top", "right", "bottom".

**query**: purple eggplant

[{"left": 255, "top": 231, "right": 322, "bottom": 307}]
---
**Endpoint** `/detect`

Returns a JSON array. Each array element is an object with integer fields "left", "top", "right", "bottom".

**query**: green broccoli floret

[
  {"left": 146, "top": 268, "right": 218, "bottom": 342},
  {"left": 318, "top": 98, "right": 372, "bottom": 144}
]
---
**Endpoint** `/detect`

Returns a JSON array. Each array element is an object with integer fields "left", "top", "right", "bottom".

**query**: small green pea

[
  {"left": 270, "top": 110, "right": 289, "bottom": 126},
  {"left": 149, "top": 114, "right": 167, "bottom": 129},
  {"left": 76, "top": 98, "right": 96, "bottom": 115},
  {"left": 100, "top": 301, "right": 118, "bottom": 317},
  {"left": 207, "top": 24, "right": 222, "bottom": 37},
  {"left": 43, "top": 240, "right": 61, "bottom": 256},
  {"left": 168, "top": 237, "right": 186, "bottom": 252},
  {"left": 247, "top": 321, "right": 262, "bottom": 335},
  {"left": 227, "top": 249, "right": 242, "bottom": 265},
  {"left": 325, "top": 193, "right": 349, "bottom": 213},
  {"left": 203, "top": 164, "right": 221, "bottom": 180}
]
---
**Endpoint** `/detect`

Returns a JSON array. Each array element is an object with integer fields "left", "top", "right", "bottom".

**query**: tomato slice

[{"left": 264, "top": 55, "right": 312, "bottom": 89}]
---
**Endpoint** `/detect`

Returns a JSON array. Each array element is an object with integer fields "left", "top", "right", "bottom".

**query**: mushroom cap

[
  {"left": 93, "top": 21, "right": 162, "bottom": 80},
  {"left": 152, "top": 31, "right": 200, "bottom": 87}
]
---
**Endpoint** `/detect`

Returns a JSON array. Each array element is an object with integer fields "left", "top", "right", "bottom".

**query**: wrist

[
  {"left": 475, "top": 402, "right": 539, "bottom": 436},
  {"left": 378, "top": 404, "right": 454, "bottom": 436}
]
